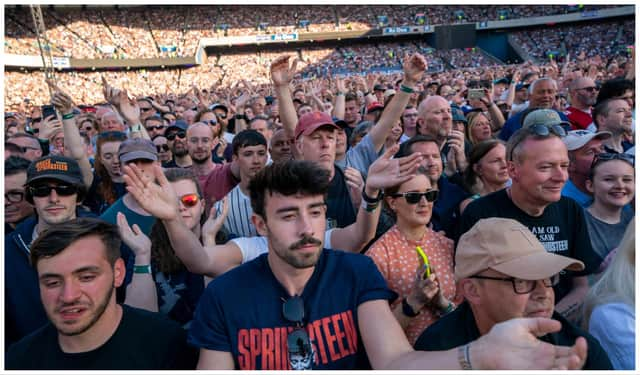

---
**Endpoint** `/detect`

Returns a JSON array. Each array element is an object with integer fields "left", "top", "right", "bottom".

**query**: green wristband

[
  {"left": 133, "top": 264, "right": 152, "bottom": 274},
  {"left": 400, "top": 84, "right": 415, "bottom": 94},
  {"left": 62, "top": 113, "right": 74, "bottom": 120}
]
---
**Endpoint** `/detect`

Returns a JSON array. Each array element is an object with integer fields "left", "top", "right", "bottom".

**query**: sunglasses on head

[
  {"left": 282, "top": 296, "right": 311, "bottom": 358},
  {"left": 508, "top": 124, "right": 567, "bottom": 161},
  {"left": 390, "top": 189, "right": 439, "bottom": 204},
  {"left": 29, "top": 184, "right": 78, "bottom": 198},
  {"left": 166, "top": 131, "right": 186, "bottom": 140},
  {"left": 156, "top": 144, "right": 170, "bottom": 152},
  {"left": 179, "top": 193, "right": 200, "bottom": 207},
  {"left": 591, "top": 152, "right": 635, "bottom": 170}
]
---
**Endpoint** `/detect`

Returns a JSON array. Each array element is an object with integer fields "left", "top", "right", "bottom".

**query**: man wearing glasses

[
  {"left": 7, "top": 133, "right": 43, "bottom": 161},
  {"left": 123, "top": 159, "right": 588, "bottom": 370},
  {"left": 566, "top": 77, "right": 599, "bottom": 132},
  {"left": 415, "top": 218, "right": 612, "bottom": 370},
  {"left": 5, "top": 156, "right": 34, "bottom": 235},
  {"left": 458, "top": 109, "right": 604, "bottom": 323},
  {"left": 5, "top": 155, "right": 95, "bottom": 348}
]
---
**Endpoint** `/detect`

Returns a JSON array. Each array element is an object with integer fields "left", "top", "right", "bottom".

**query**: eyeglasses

[
  {"left": 156, "top": 144, "right": 170, "bottom": 153},
  {"left": 591, "top": 152, "right": 635, "bottom": 171},
  {"left": 140, "top": 107, "right": 153, "bottom": 112},
  {"left": 166, "top": 131, "right": 186, "bottom": 141},
  {"left": 179, "top": 193, "right": 200, "bottom": 207},
  {"left": 282, "top": 296, "right": 311, "bottom": 359},
  {"left": 5, "top": 190, "right": 25, "bottom": 203},
  {"left": 146, "top": 125, "right": 166, "bottom": 131},
  {"left": 28, "top": 184, "right": 78, "bottom": 198},
  {"left": 204, "top": 119, "right": 218, "bottom": 126},
  {"left": 508, "top": 124, "right": 567, "bottom": 161},
  {"left": 98, "top": 131, "right": 128, "bottom": 140},
  {"left": 389, "top": 190, "right": 439, "bottom": 204},
  {"left": 471, "top": 274, "right": 560, "bottom": 294},
  {"left": 576, "top": 86, "right": 599, "bottom": 93},
  {"left": 216, "top": 113, "right": 227, "bottom": 119}
]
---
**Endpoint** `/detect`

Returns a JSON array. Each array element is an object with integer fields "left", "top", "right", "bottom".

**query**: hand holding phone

[{"left": 416, "top": 246, "right": 431, "bottom": 279}]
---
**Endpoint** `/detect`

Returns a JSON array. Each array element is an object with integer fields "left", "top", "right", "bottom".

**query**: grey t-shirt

[
  {"left": 335, "top": 133, "right": 381, "bottom": 180},
  {"left": 583, "top": 208, "right": 633, "bottom": 260}
]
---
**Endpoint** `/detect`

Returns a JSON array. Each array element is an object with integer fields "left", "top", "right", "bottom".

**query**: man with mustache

[
  {"left": 415, "top": 218, "right": 612, "bottom": 370},
  {"left": 5, "top": 156, "right": 95, "bottom": 347},
  {"left": 5, "top": 218, "right": 197, "bottom": 370},
  {"left": 122, "top": 159, "right": 588, "bottom": 370}
]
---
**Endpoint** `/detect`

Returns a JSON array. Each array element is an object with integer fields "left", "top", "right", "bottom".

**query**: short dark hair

[
  {"left": 592, "top": 98, "right": 622, "bottom": 126},
  {"left": 596, "top": 78, "right": 634, "bottom": 105},
  {"left": 249, "top": 160, "right": 330, "bottom": 219},
  {"left": 5, "top": 142, "right": 26, "bottom": 156},
  {"left": 5, "top": 156, "right": 31, "bottom": 176},
  {"left": 232, "top": 129, "right": 267, "bottom": 155},
  {"left": 30, "top": 218, "right": 121, "bottom": 268},
  {"left": 464, "top": 139, "right": 506, "bottom": 192},
  {"left": 395, "top": 134, "right": 440, "bottom": 158},
  {"left": 345, "top": 93, "right": 358, "bottom": 103}
]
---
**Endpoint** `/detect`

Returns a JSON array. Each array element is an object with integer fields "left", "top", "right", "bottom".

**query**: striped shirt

[{"left": 214, "top": 185, "right": 257, "bottom": 237}]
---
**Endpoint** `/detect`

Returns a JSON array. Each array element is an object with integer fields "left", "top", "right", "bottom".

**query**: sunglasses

[
  {"left": 98, "top": 131, "right": 128, "bottom": 140},
  {"left": 146, "top": 125, "right": 166, "bottom": 131},
  {"left": 140, "top": 107, "right": 153, "bottom": 112},
  {"left": 591, "top": 152, "right": 635, "bottom": 171},
  {"left": 156, "top": 144, "right": 170, "bottom": 152},
  {"left": 282, "top": 296, "right": 311, "bottom": 359},
  {"left": 179, "top": 193, "right": 200, "bottom": 207},
  {"left": 508, "top": 124, "right": 566, "bottom": 161},
  {"left": 29, "top": 184, "right": 78, "bottom": 198},
  {"left": 204, "top": 119, "right": 218, "bottom": 126},
  {"left": 390, "top": 189, "right": 439, "bottom": 204},
  {"left": 577, "top": 86, "right": 599, "bottom": 93},
  {"left": 166, "top": 131, "right": 186, "bottom": 141},
  {"left": 216, "top": 113, "right": 227, "bottom": 119}
]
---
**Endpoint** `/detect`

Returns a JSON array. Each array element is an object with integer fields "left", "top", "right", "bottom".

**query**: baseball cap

[
  {"left": 333, "top": 117, "right": 349, "bottom": 129},
  {"left": 455, "top": 218, "right": 584, "bottom": 280},
  {"left": 27, "top": 155, "right": 83, "bottom": 186},
  {"left": 209, "top": 103, "right": 229, "bottom": 114},
  {"left": 451, "top": 105, "right": 467, "bottom": 123},
  {"left": 295, "top": 111, "right": 339, "bottom": 139},
  {"left": 118, "top": 138, "right": 158, "bottom": 164},
  {"left": 366, "top": 102, "right": 384, "bottom": 113},
  {"left": 522, "top": 109, "right": 570, "bottom": 129},
  {"left": 515, "top": 83, "right": 529, "bottom": 91},
  {"left": 494, "top": 77, "right": 510, "bottom": 85},
  {"left": 165, "top": 119, "right": 188, "bottom": 134},
  {"left": 563, "top": 130, "right": 612, "bottom": 151},
  {"left": 383, "top": 89, "right": 396, "bottom": 99},
  {"left": 373, "top": 84, "right": 386, "bottom": 92}
]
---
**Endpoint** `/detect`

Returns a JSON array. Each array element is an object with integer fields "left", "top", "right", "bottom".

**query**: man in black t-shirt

[
  {"left": 5, "top": 218, "right": 197, "bottom": 370},
  {"left": 458, "top": 119, "right": 603, "bottom": 322},
  {"left": 416, "top": 218, "right": 612, "bottom": 370}
]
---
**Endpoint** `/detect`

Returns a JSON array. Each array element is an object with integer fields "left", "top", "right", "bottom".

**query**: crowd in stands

[
  {"left": 3, "top": 5, "right": 636, "bottom": 371},
  {"left": 5, "top": 5, "right": 625, "bottom": 59}
]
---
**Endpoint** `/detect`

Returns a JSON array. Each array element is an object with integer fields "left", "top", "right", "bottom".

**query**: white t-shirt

[{"left": 232, "top": 229, "right": 335, "bottom": 263}]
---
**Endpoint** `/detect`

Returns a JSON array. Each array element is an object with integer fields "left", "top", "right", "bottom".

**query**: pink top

[
  {"left": 199, "top": 163, "right": 239, "bottom": 210},
  {"left": 366, "top": 225, "right": 461, "bottom": 345}
]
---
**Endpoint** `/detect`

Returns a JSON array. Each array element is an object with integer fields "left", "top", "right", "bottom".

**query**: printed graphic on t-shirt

[
  {"left": 236, "top": 310, "right": 358, "bottom": 370},
  {"left": 529, "top": 225, "right": 568, "bottom": 252}
]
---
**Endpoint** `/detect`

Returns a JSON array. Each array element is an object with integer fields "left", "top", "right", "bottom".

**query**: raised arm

[
  {"left": 270, "top": 56, "right": 300, "bottom": 141},
  {"left": 49, "top": 81, "right": 93, "bottom": 188},
  {"left": 331, "top": 145, "right": 422, "bottom": 252},
  {"left": 368, "top": 53, "right": 427, "bottom": 152},
  {"left": 332, "top": 77, "right": 347, "bottom": 120}
]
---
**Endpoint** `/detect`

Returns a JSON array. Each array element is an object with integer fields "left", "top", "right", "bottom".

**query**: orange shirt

[{"left": 366, "top": 225, "right": 461, "bottom": 345}]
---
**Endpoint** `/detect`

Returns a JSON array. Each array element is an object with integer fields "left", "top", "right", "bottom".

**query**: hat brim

[
  {"left": 120, "top": 151, "right": 158, "bottom": 164},
  {"left": 27, "top": 174, "right": 82, "bottom": 186},
  {"left": 297, "top": 122, "right": 340, "bottom": 138},
  {"left": 491, "top": 251, "right": 585, "bottom": 280}
]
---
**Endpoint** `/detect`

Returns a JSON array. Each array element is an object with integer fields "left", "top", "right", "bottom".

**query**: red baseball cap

[
  {"left": 295, "top": 111, "right": 339, "bottom": 139},
  {"left": 366, "top": 102, "right": 384, "bottom": 113}
]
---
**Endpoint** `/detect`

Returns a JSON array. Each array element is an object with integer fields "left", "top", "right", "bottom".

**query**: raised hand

[
  {"left": 123, "top": 163, "right": 180, "bottom": 221},
  {"left": 202, "top": 196, "right": 229, "bottom": 247},
  {"left": 270, "top": 55, "right": 298, "bottom": 87},
  {"left": 49, "top": 85, "right": 75, "bottom": 115},
  {"left": 117, "top": 211, "right": 151, "bottom": 257},
  {"left": 366, "top": 144, "right": 422, "bottom": 191},
  {"left": 39, "top": 115, "right": 63, "bottom": 141},
  {"left": 403, "top": 53, "right": 427, "bottom": 85},
  {"left": 345, "top": 167, "right": 365, "bottom": 208}
]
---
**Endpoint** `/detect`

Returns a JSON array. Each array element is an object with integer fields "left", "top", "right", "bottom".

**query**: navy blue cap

[{"left": 166, "top": 119, "right": 188, "bottom": 133}]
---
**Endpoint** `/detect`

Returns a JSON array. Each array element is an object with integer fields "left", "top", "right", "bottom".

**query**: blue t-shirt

[
  {"left": 189, "top": 249, "right": 397, "bottom": 370},
  {"left": 499, "top": 109, "right": 569, "bottom": 141}
]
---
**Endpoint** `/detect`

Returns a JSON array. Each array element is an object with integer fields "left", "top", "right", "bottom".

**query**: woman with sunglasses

[
  {"left": 366, "top": 170, "right": 461, "bottom": 345},
  {"left": 152, "top": 134, "right": 172, "bottom": 164},
  {"left": 459, "top": 140, "right": 509, "bottom": 214},
  {"left": 118, "top": 168, "right": 226, "bottom": 328},
  {"left": 584, "top": 153, "right": 635, "bottom": 269}
]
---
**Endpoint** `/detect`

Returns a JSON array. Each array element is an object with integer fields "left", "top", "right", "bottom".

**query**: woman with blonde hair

[
  {"left": 465, "top": 111, "right": 493, "bottom": 145},
  {"left": 582, "top": 218, "right": 635, "bottom": 370}
]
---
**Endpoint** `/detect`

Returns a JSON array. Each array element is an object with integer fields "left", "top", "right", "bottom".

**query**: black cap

[
  {"left": 209, "top": 103, "right": 229, "bottom": 114},
  {"left": 373, "top": 84, "right": 385, "bottom": 92},
  {"left": 27, "top": 155, "right": 83, "bottom": 186},
  {"left": 332, "top": 117, "right": 349, "bottom": 129}
]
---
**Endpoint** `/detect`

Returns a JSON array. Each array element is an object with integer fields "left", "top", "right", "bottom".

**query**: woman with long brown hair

[{"left": 85, "top": 131, "right": 128, "bottom": 214}]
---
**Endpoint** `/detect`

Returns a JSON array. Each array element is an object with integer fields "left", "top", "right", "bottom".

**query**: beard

[{"left": 53, "top": 278, "right": 115, "bottom": 337}]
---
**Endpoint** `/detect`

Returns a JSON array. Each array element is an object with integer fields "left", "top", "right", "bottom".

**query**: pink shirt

[
  {"left": 199, "top": 163, "right": 239, "bottom": 210},
  {"left": 366, "top": 225, "right": 461, "bottom": 345}
]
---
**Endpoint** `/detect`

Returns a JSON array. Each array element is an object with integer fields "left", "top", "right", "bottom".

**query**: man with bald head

[
  {"left": 416, "top": 96, "right": 452, "bottom": 148},
  {"left": 566, "top": 77, "right": 599, "bottom": 131}
]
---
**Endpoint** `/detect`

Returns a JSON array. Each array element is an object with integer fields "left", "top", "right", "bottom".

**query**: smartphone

[
  {"left": 415, "top": 246, "right": 431, "bottom": 279},
  {"left": 41, "top": 104, "right": 57, "bottom": 120},
  {"left": 468, "top": 88, "right": 484, "bottom": 100}
]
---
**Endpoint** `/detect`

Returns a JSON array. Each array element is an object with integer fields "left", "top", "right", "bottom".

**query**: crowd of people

[
  {"left": 3, "top": 5, "right": 636, "bottom": 372},
  {"left": 5, "top": 5, "right": 624, "bottom": 59}
]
